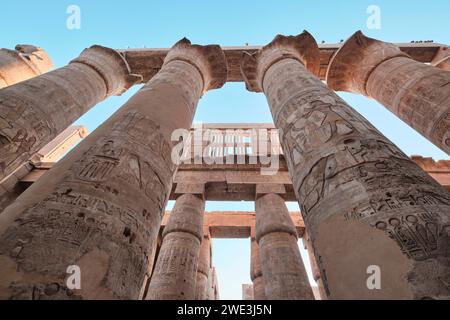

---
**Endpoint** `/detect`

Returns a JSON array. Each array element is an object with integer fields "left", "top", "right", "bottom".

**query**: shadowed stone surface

[
  {"left": 255, "top": 193, "right": 314, "bottom": 300},
  {"left": 327, "top": 31, "right": 450, "bottom": 155},
  {"left": 250, "top": 237, "right": 266, "bottom": 300},
  {"left": 146, "top": 194, "right": 205, "bottom": 300},
  {"left": 0, "top": 45, "right": 53, "bottom": 89},
  {"left": 242, "top": 32, "right": 450, "bottom": 300},
  {"left": 0, "top": 45, "right": 142, "bottom": 185},
  {"left": 0, "top": 39, "right": 226, "bottom": 300},
  {"left": 195, "top": 231, "right": 211, "bottom": 300},
  {"left": 431, "top": 46, "right": 450, "bottom": 71}
]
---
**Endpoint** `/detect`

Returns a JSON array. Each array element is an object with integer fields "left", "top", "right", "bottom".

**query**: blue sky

[{"left": 2, "top": 0, "right": 450, "bottom": 299}]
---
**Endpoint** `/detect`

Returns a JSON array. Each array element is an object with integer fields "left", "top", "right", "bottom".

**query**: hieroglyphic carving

[
  {"left": 0, "top": 39, "right": 226, "bottom": 300},
  {"left": 0, "top": 45, "right": 140, "bottom": 183},
  {"left": 242, "top": 33, "right": 450, "bottom": 299}
]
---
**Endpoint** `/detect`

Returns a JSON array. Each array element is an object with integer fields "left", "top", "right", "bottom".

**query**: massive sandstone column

[
  {"left": 255, "top": 193, "right": 314, "bottom": 300},
  {"left": 241, "top": 31, "right": 450, "bottom": 299},
  {"left": 195, "top": 229, "right": 212, "bottom": 300},
  {"left": 0, "top": 45, "right": 142, "bottom": 184},
  {"left": 0, "top": 39, "right": 226, "bottom": 300},
  {"left": 326, "top": 31, "right": 450, "bottom": 155},
  {"left": 146, "top": 193, "right": 205, "bottom": 300},
  {"left": 250, "top": 235, "right": 266, "bottom": 300},
  {"left": 0, "top": 45, "right": 53, "bottom": 88},
  {"left": 431, "top": 46, "right": 450, "bottom": 71}
]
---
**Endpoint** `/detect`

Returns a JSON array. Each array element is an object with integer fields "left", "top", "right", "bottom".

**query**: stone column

[
  {"left": 431, "top": 46, "right": 450, "bottom": 71},
  {"left": 0, "top": 45, "right": 53, "bottom": 88},
  {"left": 250, "top": 233, "right": 266, "bottom": 300},
  {"left": 146, "top": 193, "right": 205, "bottom": 300},
  {"left": 302, "top": 231, "right": 327, "bottom": 300},
  {"left": 0, "top": 45, "right": 142, "bottom": 185},
  {"left": 241, "top": 31, "right": 450, "bottom": 299},
  {"left": 326, "top": 31, "right": 450, "bottom": 155},
  {"left": 195, "top": 229, "right": 211, "bottom": 300},
  {"left": 255, "top": 193, "right": 314, "bottom": 300},
  {"left": 0, "top": 39, "right": 226, "bottom": 300}
]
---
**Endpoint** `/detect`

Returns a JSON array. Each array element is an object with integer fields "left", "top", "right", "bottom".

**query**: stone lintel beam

[
  {"left": 431, "top": 46, "right": 450, "bottom": 71},
  {"left": 0, "top": 45, "right": 142, "bottom": 184},
  {"left": 0, "top": 45, "right": 53, "bottom": 88},
  {"left": 0, "top": 39, "right": 226, "bottom": 300},
  {"left": 119, "top": 42, "right": 444, "bottom": 83},
  {"left": 147, "top": 193, "right": 205, "bottom": 300},
  {"left": 255, "top": 193, "right": 314, "bottom": 300},
  {"left": 162, "top": 211, "right": 305, "bottom": 239},
  {"left": 327, "top": 31, "right": 450, "bottom": 155}
]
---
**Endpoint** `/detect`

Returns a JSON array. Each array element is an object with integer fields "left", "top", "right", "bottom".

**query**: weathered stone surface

[
  {"left": 0, "top": 39, "right": 226, "bottom": 300},
  {"left": 146, "top": 194, "right": 205, "bottom": 300},
  {"left": 250, "top": 237, "right": 266, "bottom": 300},
  {"left": 255, "top": 193, "right": 313, "bottom": 300},
  {"left": 195, "top": 232, "right": 211, "bottom": 300},
  {"left": 431, "top": 46, "right": 450, "bottom": 71},
  {"left": 0, "top": 126, "right": 88, "bottom": 213},
  {"left": 242, "top": 32, "right": 450, "bottom": 299},
  {"left": 327, "top": 31, "right": 450, "bottom": 155},
  {"left": 0, "top": 45, "right": 53, "bottom": 88},
  {"left": 242, "top": 284, "right": 254, "bottom": 300},
  {"left": 0, "top": 45, "right": 142, "bottom": 185}
]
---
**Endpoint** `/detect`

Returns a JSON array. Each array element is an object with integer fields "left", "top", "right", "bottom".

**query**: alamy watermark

[
  {"left": 366, "top": 5, "right": 381, "bottom": 30},
  {"left": 171, "top": 125, "right": 281, "bottom": 175},
  {"left": 66, "top": 5, "right": 81, "bottom": 30}
]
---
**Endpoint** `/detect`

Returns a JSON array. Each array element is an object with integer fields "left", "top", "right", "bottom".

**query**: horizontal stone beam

[
  {"left": 119, "top": 42, "right": 446, "bottom": 83},
  {"left": 161, "top": 211, "right": 305, "bottom": 239}
]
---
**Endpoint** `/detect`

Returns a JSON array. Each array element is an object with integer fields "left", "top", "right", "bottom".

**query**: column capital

[
  {"left": 71, "top": 45, "right": 142, "bottom": 96},
  {"left": 255, "top": 193, "right": 297, "bottom": 243},
  {"left": 163, "top": 193, "right": 205, "bottom": 241},
  {"left": 241, "top": 31, "right": 320, "bottom": 92},
  {"left": 14, "top": 44, "right": 54, "bottom": 74},
  {"left": 326, "top": 31, "right": 409, "bottom": 95},
  {"left": 163, "top": 38, "right": 227, "bottom": 92},
  {"left": 431, "top": 46, "right": 450, "bottom": 70}
]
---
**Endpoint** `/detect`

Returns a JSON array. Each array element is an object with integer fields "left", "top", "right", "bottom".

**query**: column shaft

[
  {"left": 241, "top": 32, "right": 450, "bottom": 299},
  {"left": 327, "top": 31, "right": 450, "bottom": 155},
  {"left": 195, "top": 232, "right": 211, "bottom": 300},
  {"left": 146, "top": 193, "right": 205, "bottom": 300},
  {"left": 250, "top": 237, "right": 266, "bottom": 300},
  {"left": 0, "top": 39, "right": 226, "bottom": 300},
  {"left": 255, "top": 193, "right": 314, "bottom": 300},
  {"left": 0, "top": 45, "right": 140, "bottom": 185},
  {"left": 0, "top": 45, "right": 53, "bottom": 88}
]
